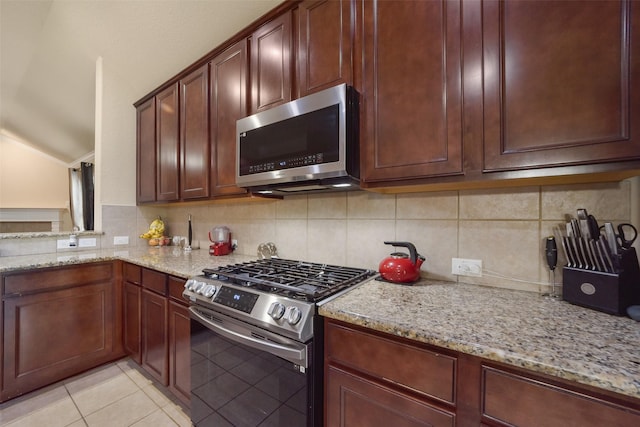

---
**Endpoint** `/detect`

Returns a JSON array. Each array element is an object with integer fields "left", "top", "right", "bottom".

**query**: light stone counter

[
  {"left": 0, "top": 246, "right": 255, "bottom": 278},
  {"left": 3, "top": 251, "right": 639, "bottom": 400},
  {"left": 319, "top": 279, "right": 640, "bottom": 400}
]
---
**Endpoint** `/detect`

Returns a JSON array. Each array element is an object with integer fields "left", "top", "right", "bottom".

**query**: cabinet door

[
  {"left": 297, "top": 0, "right": 353, "bottom": 97},
  {"left": 141, "top": 289, "right": 168, "bottom": 385},
  {"left": 326, "top": 365, "right": 455, "bottom": 427},
  {"left": 251, "top": 11, "right": 293, "bottom": 113},
  {"left": 210, "top": 39, "right": 249, "bottom": 196},
  {"left": 136, "top": 97, "right": 156, "bottom": 203},
  {"left": 156, "top": 83, "right": 180, "bottom": 201},
  {"left": 180, "top": 64, "right": 210, "bottom": 199},
  {"left": 360, "top": 0, "right": 464, "bottom": 182},
  {"left": 482, "top": 0, "right": 640, "bottom": 171},
  {"left": 3, "top": 283, "right": 116, "bottom": 401},
  {"left": 168, "top": 300, "right": 190, "bottom": 406},
  {"left": 123, "top": 281, "right": 141, "bottom": 364}
]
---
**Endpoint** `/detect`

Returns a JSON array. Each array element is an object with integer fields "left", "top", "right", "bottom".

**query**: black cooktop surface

[{"left": 202, "top": 258, "right": 377, "bottom": 302}]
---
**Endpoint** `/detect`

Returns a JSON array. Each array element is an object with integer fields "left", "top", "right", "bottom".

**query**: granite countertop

[
  {"left": 2, "top": 249, "right": 639, "bottom": 400},
  {"left": 319, "top": 279, "right": 640, "bottom": 400},
  {"left": 0, "top": 246, "right": 255, "bottom": 278}
]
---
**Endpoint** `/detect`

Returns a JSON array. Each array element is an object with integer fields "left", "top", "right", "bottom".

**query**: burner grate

[{"left": 202, "top": 258, "right": 376, "bottom": 301}]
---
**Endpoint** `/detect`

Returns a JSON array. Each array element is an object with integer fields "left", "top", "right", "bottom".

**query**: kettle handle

[{"left": 384, "top": 241, "right": 418, "bottom": 264}]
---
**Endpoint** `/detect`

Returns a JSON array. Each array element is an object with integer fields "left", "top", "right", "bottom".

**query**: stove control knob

[
  {"left": 203, "top": 285, "right": 216, "bottom": 298},
  {"left": 285, "top": 307, "right": 302, "bottom": 325},
  {"left": 193, "top": 281, "right": 205, "bottom": 293},
  {"left": 185, "top": 279, "right": 197, "bottom": 291},
  {"left": 268, "top": 302, "right": 286, "bottom": 320}
]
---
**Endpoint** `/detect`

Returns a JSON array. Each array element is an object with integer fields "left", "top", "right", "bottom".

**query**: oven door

[{"left": 190, "top": 305, "right": 316, "bottom": 426}]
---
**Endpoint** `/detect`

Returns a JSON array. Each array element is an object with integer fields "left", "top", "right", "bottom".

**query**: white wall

[
  {"left": 0, "top": 134, "right": 69, "bottom": 209},
  {"left": 96, "top": 58, "right": 138, "bottom": 210}
]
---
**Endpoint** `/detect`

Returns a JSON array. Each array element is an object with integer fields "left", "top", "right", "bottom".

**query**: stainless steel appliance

[
  {"left": 236, "top": 83, "right": 360, "bottom": 195},
  {"left": 183, "top": 258, "right": 377, "bottom": 426}
]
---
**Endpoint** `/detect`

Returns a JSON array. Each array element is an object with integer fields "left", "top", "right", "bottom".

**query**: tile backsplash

[
  {"left": 117, "top": 181, "right": 632, "bottom": 294},
  {"left": 2, "top": 180, "right": 634, "bottom": 295}
]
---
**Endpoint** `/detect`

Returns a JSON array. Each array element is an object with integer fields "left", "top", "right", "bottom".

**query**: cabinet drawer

[
  {"left": 482, "top": 366, "right": 640, "bottom": 427},
  {"left": 326, "top": 321, "right": 456, "bottom": 404},
  {"left": 3, "top": 262, "right": 113, "bottom": 295},
  {"left": 326, "top": 365, "right": 454, "bottom": 427},
  {"left": 142, "top": 268, "right": 167, "bottom": 296},
  {"left": 124, "top": 262, "right": 141, "bottom": 284},
  {"left": 168, "top": 276, "right": 186, "bottom": 304}
]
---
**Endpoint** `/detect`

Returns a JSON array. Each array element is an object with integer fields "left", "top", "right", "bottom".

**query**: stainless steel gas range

[{"left": 183, "top": 258, "right": 377, "bottom": 426}]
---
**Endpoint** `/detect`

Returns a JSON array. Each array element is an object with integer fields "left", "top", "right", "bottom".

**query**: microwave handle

[{"left": 190, "top": 306, "right": 308, "bottom": 367}]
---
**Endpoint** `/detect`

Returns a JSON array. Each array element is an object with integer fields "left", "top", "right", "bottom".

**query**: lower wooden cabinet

[
  {"left": 1, "top": 262, "right": 124, "bottom": 402},
  {"left": 325, "top": 319, "right": 456, "bottom": 426},
  {"left": 326, "top": 365, "right": 455, "bottom": 427},
  {"left": 124, "top": 264, "right": 190, "bottom": 405},
  {"left": 325, "top": 319, "right": 640, "bottom": 427},
  {"left": 141, "top": 288, "right": 169, "bottom": 384},
  {"left": 168, "top": 300, "right": 190, "bottom": 405},
  {"left": 123, "top": 281, "right": 142, "bottom": 363},
  {"left": 482, "top": 366, "right": 640, "bottom": 427}
]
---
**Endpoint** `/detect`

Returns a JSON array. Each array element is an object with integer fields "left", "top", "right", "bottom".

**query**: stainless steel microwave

[{"left": 236, "top": 84, "right": 359, "bottom": 195}]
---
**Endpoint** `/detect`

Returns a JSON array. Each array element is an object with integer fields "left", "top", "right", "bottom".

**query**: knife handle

[{"left": 545, "top": 236, "right": 558, "bottom": 271}]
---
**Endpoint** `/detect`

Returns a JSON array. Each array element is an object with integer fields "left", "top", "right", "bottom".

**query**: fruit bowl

[{"left": 148, "top": 236, "right": 171, "bottom": 246}]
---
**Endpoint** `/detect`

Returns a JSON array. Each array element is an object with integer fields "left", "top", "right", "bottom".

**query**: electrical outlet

[
  {"left": 452, "top": 258, "right": 483, "bottom": 277},
  {"left": 114, "top": 236, "right": 129, "bottom": 245},
  {"left": 57, "top": 239, "right": 71, "bottom": 249},
  {"left": 79, "top": 237, "right": 97, "bottom": 248}
]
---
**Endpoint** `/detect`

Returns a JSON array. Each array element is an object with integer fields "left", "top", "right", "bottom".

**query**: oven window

[{"left": 190, "top": 320, "right": 310, "bottom": 426}]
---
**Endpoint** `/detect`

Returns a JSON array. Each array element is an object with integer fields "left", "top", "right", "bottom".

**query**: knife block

[{"left": 562, "top": 247, "right": 640, "bottom": 316}]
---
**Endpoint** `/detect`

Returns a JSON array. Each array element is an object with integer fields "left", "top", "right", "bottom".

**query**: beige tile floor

[{"left": 0, "top": 358, "right": 190, "bottom": 427}]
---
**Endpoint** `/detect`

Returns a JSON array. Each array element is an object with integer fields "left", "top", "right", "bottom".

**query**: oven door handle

[{"left": 190, "top": 306, "right": 308, "bottom": 367}]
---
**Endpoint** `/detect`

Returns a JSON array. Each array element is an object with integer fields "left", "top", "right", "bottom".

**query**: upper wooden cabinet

[
  {"left": 136, "top": 0, "right": 640, "bottom": 199},
  {"left": 296, "top": 0, "right": 354, "bottom": 97},
  {"left": 359, "top": 0, "right": 464, "bottom": 183},
  {"left": 210, "top": 39, "right": 249, "bottom": 197},
  {"left": 156, "top": 83, "right": 180, "bottom": 201},
  {"left": 136, "top": 98, "right": 156, "bottom": 203},
  {"left": 180, "top": 64, "right": 210, "bottom": 199},
  {"left": 481, "top": 0, "right": 640, "bottom": 172},
  {"left": 251, "top": 11, "right": 293, "bottom": 113}
]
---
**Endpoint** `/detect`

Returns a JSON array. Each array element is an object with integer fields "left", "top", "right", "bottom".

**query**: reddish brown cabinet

[
  {"left": 123, "top": 262, "right": 142, "bottom": 363},
  {"left": 482, "top": 366, "right": 640, "bottom": 427},
  {"left": 180, "top": 64, "right": 210, "bottom": 199},
  {"left": 296, "top": 0, "right": 354, "bottom": 98},
  {"left": 136, "top": 97, "right": 156, "bottom": 203},
  {"left": 210, "top": 39, "right": 249, "bottom": 197},
  {"left": 359, "top": 0, "right": 464, "bottom": 183},
  {"left": 168, "top": 276, "right": 190, "bottom": 406},
  {"left": 325, "top": 319, "right": 456, "bottom": 427},
  {"left": 140, "top": 268, "right": 169, "bottom": 384},
  {"left": 480, "top": 0, "right": 640, "bottom": 172},
  {"left": 251, "top": 11, "right": 293, "bottom": 113},
  {"left": 1, "top": 263, "right": 123, "bottom": 402},
  {"left": 325, "top": 319, "right": 640, "bottom": 427},
  {"left": 156, "top": 83, "right": 180, "bottom": 201},
  {"left": 125, "top": 266, "right": 190, "bottom": 404}
]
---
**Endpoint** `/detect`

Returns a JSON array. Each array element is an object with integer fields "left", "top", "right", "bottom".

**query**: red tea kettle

[{"left": 379, "top": 241, "right": 425, "bottom": 283}]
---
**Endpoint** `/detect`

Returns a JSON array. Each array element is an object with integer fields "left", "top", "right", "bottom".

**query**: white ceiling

[{"left": 0, "top": 0, "right": 282, "bottom": 164}]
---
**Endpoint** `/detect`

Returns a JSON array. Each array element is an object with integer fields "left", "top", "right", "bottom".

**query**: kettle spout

[{"left": 415, "top": 255, "right": 425, "bottom": 269}]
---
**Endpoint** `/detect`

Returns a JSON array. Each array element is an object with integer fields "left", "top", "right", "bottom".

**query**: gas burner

[{"left": 201, "top": 258, "right": 377, "bottom": 302}]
